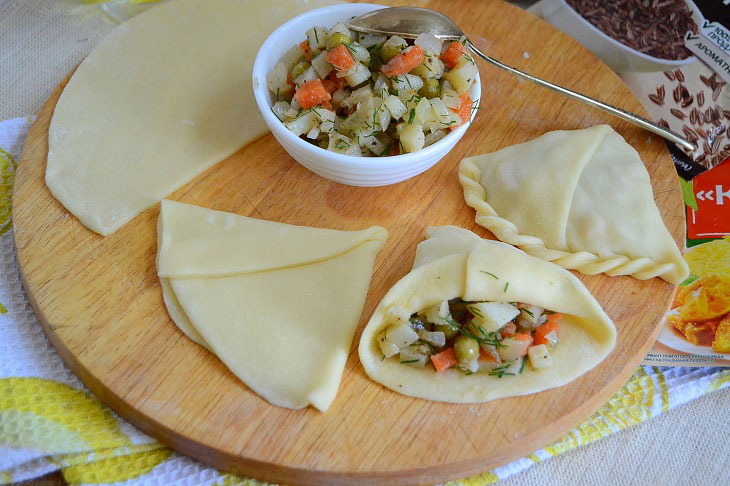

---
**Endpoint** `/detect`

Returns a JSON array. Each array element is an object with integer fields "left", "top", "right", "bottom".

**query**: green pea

[
  {"left": 290, "top": 61, "right": 311, "bottom": 81},
  {"left": 433, "top": 321, "right": 459, "bottom": 339},
  {"left": 380, "top": 43, "right": 404, "bottom": 63},
  {"left": 454, "top": 335, "right": 479, "bottom": 363},
  {"left": 418, "top": 78, "right": 441, "bottom": 99},
  {"left": 326, "top": 32, "right": 352, "bottom": 50}
]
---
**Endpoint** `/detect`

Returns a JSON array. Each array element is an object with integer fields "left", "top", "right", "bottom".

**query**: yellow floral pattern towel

[{"left": 1, "top": 117, "right": 729, "bottom": 485}]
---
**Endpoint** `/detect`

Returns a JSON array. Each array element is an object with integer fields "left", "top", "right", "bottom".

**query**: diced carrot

[
  {"left": 478, "top": 348, "right": 499, "bottom": 364},
  {"left": 512, "top": 333, "right": 533, "bottom": 343},
  {"left": 534, "top": 314, "right": 562, "bottom": 346},
  {"left": 452, "top": 92, "right": 473, "bottom": 127},
  {"left": 389, "top": 142, "right": 400, "bottom": 156},
  {"left": 286, "top": 72, "right": 296, "bottom": 91},
  {"left": 381, "top": 45, "right": 425, "bottom": 77},
  {"left": 431, "top": 347, "right": 458, "bottom": 372},
  {"left": 294, "top": 79, "right": 331, "bottom": 109},
  {"left": 326, "top": 44, "right": 356, "bottom": 72},
  {"left": 500, "top": 322, "right": 517, "bottom": 339},
  {"left": 441, "top": 41, "right": 468, "bottom": 69},
  {"left": 321, "top": 71, "right": 348, "bottom": 94},
  {"left": 516, "top": 302, "right": 526, "bottom": 309},
  {"left": 299, "top": 40, "right": 313, "bottom": 61}
]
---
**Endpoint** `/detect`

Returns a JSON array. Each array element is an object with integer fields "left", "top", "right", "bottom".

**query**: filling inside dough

[
  {"left": 359, "top": 226, "right": 616, "bottom": 404},
  {"left": 378, "top": 298, "right": 563, "bottom": 376}
]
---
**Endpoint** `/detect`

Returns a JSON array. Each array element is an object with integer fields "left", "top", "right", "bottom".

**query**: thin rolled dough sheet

[
  {"left": 157, "top": 200, "right": 387, "bottom": 412},
  {"left": 46, "top": 0, "right": 339, "bottom": 236},
  {"left": 359, "top": 226, "right": 616, "bottom": 403}
]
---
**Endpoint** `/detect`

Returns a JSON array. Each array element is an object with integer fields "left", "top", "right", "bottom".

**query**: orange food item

[
  {"left": 431, "top": 347, "right": 458, "bottom": 372},
  {"left": 534, "top": 314, "right": 561, "bottom": 346},
  {"left": 712, "top": 315, "right": 730, "bottom": 352},
  {"left": 500, "top": 321, "right": 517, "bottom": 339},
  {"left": 679, "top": 275, "right": 730, "bottom": 322},
  {"left": 294, "top": 79, "right": 331, "bottom": 109},
  {"left": 684, "top": 321, "right": 719, "bottom": 346},
  {"left": 381, "top": 45, "right": 425, "bottom": 77},
  {"left": 441, "top": 41, "right": 468, "bottom": 68},
  {"left": 453, "top": 92, "right": 473, "bottom": 127},
  {"left": 299, "top": 40, "right": 312, "bottom": 61},
  {"left": 326, "top": 44, "right": 355, "bottom": 72}
]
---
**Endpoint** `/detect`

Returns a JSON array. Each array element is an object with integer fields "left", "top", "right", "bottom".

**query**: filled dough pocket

[
  {"left": 458, "top": 125, "right": 689, "bottom": 284},
  {"left": 358, "top": 226, "right": 616, "bottom": 403}
]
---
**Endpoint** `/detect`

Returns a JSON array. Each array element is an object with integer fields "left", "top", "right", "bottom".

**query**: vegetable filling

[
  {"left": 377, "top": 299, "right": 561, "bottom": 375},
  {"left": 267, "top": 22, "right": 479, "bottom": 156}
]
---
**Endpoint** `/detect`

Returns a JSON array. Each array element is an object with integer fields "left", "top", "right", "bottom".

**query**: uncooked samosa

[
  {"left": 458, "top": 125, "right": 688, "bottom": 284},
  {"left": 157, "top": 200, "right": 387, "bottom": 412},
  {"left": 359, "top": 226, "right": 616, "bottom": 403}
]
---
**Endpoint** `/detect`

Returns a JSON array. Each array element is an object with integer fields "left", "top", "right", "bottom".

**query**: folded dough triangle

[
  {"left": 157, "top": 200, "right": 387, "bottom": 412},
  {"left": 459, "top": 125, "right": 688, "bottom": 284},
  {"left": 359, "top": 226, "right": 616, "bottom": 403}
]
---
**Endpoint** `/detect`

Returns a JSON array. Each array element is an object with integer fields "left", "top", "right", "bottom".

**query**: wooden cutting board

[{"left": 13, "top": 0, "right": 685, "bottom": 484}]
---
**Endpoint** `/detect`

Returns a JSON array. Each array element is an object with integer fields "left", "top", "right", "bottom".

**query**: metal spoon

[{"left": 348, "top": 7, "right": 696, "bottom": 152}]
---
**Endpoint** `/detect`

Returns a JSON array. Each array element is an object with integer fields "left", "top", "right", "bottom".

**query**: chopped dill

[
  {"left": 408, "top": 108, "right": 416, "bottom": 124},
  {"left": 480, "top": 270, "right": 498, "bottom": 279}
]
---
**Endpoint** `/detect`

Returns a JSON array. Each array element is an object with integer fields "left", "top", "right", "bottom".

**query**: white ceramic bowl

[
  {"left": 541, "top": 0, "right": 702, "bottom": 73},
  {"left": 252, "top": 3, "right": 480, "bottom": 186}
]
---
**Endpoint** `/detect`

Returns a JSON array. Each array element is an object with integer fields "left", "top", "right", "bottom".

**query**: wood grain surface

[{"left": 12, "top": 1, "right": 685, "bottom": 484}]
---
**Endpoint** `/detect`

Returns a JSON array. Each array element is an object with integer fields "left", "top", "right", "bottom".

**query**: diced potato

[
  {"left": 392, "top": 74, "right": 423, "bottom": 95},
  {"left": 357, "top": 32, "right": 387, "bottom": 48},
  {"left": 444, "top": 59, "right": 478, "bottom": 94},
  {"left": 415, "top": 33, "right": 443, "bottom": 55},
  {"left": 345, "top": 43, "right": 370, "bottom": 64},
  {"left": 377, "top": 331, "right": 399, "bottom": 358},
  {"left": 384, "top": 95, "right": 407, "bottom": 119},
  {"left": 423, "top": 300, "right": 451, "bottom": 326},
  {"left": 294, "top": 66, "right": 318, "bottom": 87},
  {"left": 266, "top": 62, "right": 293, "bottom": 99},
  {"left": 414, "top": 97, "right": 431, "bottom": 124},
  {"left": 399, "top": 345, "right": 429, "bottom": 367},
  {"left": 311, "top": 51, "right": 333, "bottom": 78},
  {"left": 329, "top": 22, "right": 352, "bottom": 39},
  {"left": 271, "top": 101, "right": 290, "bottom": 121},
  {"left": 385, "top": 306, "right": 411, "bottom": 327},
  {"left": 397, "top": 123, "right": 425, "bottom": 153},
  {"left": 280, "top": 45, "right": 305, "bottom": 70},
  {"left": 527, "top": 344, "right": 553, "bottom": 369},
  {"left": 418, "top": 330, "right": 446, "bottom": 347},
  {"left": 306, "top": 126, "right": 320, "bottom": 139},
  {"left": 462, "top": 358, "right": 480, "bottom": 373},
  {"left": 517, "top": 305, "right": 545, "bottom": 329},
  {"left": 440, "top": 88, "right": 461, "bottom": 109},
  {"left": 327, "top": 132, "right": 360, "bottom": 155},
  {"left": 285, "top": 112, "right": 317, "bottom": 136},
  {"left": 384, "top": 321, "right": 420, "bottom": 350},
  {"left": 411, "top": 55, "right": 445, "bottom": 79},
  {"left": 468, "top": 302, "right": 520, "bottom": 333},
  {"left": 374, "top": 102, "right": 390, "bottom": 131},
  {"left": 345, "top": 62, "right": 371, "bottom": 87},
  {"left": 307, "top": 26, "right": 327, "bottom": 51},
  {"left": 424, "top": 129, "right": 447, "bottom": 146},
  {"left": 311, "top": 107, "right": 335, "bottom": 123},
  {"left": 503, "top": 356, "right": 524, "bottom": 374},
  {"left": 498, "top": 334, "right": 533, "bottom": 362}
]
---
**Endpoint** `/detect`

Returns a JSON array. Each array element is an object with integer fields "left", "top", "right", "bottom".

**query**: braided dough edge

[{"left": 458, "top": 158, "right": 684, "bottom": 283}]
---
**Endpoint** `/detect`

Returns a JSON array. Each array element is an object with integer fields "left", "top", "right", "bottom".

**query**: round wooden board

[{"left": 13, "top": 1, "right": 685, "bottom": 484}]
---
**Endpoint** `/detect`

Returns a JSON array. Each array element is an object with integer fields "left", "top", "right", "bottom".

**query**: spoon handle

[{"left": 467, "top": 41, "right": 696, "bottom": 152}]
